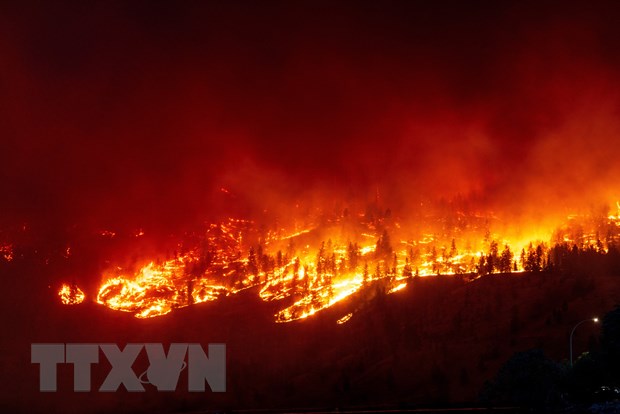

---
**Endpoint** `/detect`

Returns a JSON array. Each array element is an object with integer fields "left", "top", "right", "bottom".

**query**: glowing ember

[
  {"left": 58, "top": 283, "right": 85, "bottom": 305},
  {"left": 336, "top": 313, "right": 353, "bottom": 324},
  {"left": 0, "top": 243, "right": 14, "bottom": 262}
]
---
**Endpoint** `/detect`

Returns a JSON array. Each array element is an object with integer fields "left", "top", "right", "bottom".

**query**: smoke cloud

[{"left": 2, "top": 1, "right": 620, "bottom": 232}]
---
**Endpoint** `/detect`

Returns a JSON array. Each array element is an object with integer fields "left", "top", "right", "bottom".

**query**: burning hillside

[
  {"left": 57, "top": 200, "right": 620, "bottom": 322},
  {"left": 5, "top": 2, "right": 620, "bottom": 413}
]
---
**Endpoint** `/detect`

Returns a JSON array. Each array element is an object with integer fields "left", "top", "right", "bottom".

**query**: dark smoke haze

[{"left": 2, "top": 1, "right": 620, "bottom": 232}]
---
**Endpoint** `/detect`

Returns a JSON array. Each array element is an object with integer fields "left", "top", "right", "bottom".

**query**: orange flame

[
  {"left": 58, "top": 201, "right": 620, "bottom": 322},
  {"left": 58, "top": 283, "right": 85, "bottom": 305}
]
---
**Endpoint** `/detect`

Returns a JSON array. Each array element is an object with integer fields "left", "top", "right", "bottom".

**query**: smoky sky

[{"left": 2, "top": 1, "right": 620, "bottom": 230}]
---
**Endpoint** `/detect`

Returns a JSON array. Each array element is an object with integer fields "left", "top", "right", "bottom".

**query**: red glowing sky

[{"left": 2, "top": 1, "right": 620, "bottom": 230}]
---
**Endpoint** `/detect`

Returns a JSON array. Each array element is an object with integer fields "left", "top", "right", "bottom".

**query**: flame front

[
  {"left": 96, "top": 257, "right": 230, "bottom": 318},
  {"left": 59, "top": 202, "right": 620, "bottom": 322}
]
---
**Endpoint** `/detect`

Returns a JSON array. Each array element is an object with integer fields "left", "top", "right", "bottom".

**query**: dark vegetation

[{"left": 481, "top": 306, "right": 620, "bottom": 412}]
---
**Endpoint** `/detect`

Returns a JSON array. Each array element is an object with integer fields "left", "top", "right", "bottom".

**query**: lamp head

[{"left": 593, "top": 317, "right": 599, "bottom": 322}]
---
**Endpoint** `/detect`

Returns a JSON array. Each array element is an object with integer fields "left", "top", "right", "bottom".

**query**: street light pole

[{"left": 570, "top": 317, "right": 599, "bottom": 367}]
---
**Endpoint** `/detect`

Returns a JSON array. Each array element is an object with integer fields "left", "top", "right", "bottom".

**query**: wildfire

[
  {"left": 274, "top": 272, "right": 365, "bottom": 323},
  {"left": 96, "top": 257, "right": 229, "bottom": 318},
  {"left": 57, "top": 201, "right": 620, "bottom": 322},
  {"left": 58, "top": 283, "right": 85, "bottom": 305}
]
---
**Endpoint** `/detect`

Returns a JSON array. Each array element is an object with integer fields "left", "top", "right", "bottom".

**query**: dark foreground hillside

[{"left": 1, "top": 261, "right": 618, "bottom": 413}]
